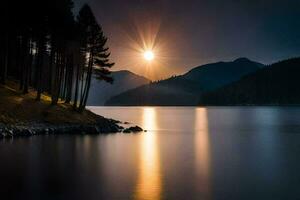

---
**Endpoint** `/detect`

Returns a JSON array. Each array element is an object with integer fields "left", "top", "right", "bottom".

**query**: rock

[
  {"left": 123, "top": 126, "right": 143, "bottom": 133},
  {"left": 0, "top": 119, "right": 141, "bottom": 139},
  {"left": 8, "top": 129, "right": 14, "bottom": 135},
  {"left": 95, "top": 126, "right": 101, "bottom": 133},
  {"left": 123, "top": 129, "right": 131, "bottom": 133},
  {"left": 109, "top": 119, "right": 122, "bottom": 124}
]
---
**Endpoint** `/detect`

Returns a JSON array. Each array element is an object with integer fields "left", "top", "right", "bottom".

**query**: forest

[{"left": 0, "top": 0, "right": 114, "bottom": 112}]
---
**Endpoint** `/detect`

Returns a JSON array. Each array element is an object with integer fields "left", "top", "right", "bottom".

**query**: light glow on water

[
  {"left": 134, "top": 107, "right": 162, "bottom": 200},
  {"left": 82, "top": 107, "right": 300, "bottom": 199},
  {"left": 194, "top": 108, "right": 212, "bottom": 198}
]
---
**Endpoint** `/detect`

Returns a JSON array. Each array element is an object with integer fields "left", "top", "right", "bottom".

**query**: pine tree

[
  {"left": 0, "top": 1, "right": 113, "bottom": 112},
  {"left": 76, "top": 4, "right": 114, "bottom": 111}
]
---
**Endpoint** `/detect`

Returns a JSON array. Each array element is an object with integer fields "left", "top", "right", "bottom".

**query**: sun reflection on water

[
  {"left": 194, "top": 108, "right": 212, "bottom": 199},
  {"left": 134, "top": 107, "right": 162, "bottom": 200}
]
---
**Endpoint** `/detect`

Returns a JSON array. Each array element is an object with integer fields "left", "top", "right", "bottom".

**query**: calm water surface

[{"left": 1, "top": 107, "right": 300, "bottom": 200}]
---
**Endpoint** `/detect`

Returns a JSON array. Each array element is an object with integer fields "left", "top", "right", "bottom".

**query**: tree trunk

[
  {"left": 65, "top": 54, "right": 74, "bottom": 104},
  {"left": 51, "top": 53, "right": 61, "bottom": 105},
  {"left": 36, "top": 36, "right": 45, "bottom": 101},
  {"left": 73, "top": 64, "right": 80, "bottom": 110},
  {"left": 79, "top": 52, "right": 93, "bottom": 112},
  {"left": 23, "top": 35, "right": 31, "bottom": 94}
]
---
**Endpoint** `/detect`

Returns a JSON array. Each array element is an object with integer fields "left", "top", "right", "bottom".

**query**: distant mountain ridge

[
  {"left": 105, "top": 58, "right": 264, "bottom": 106},
  {"left": 198, "top": 57, "right": 300, "bottom": 105},
  {"left": 105, "top": 76, "right": 203, "bottom": 106},
  {"left": 87, "top": 70, "right": 150, "bottom": 105},
  {"left": 184, "top": 57, "right": 264, "bottom": 90}
]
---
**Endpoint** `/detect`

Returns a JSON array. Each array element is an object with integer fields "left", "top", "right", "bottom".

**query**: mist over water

[{"left": 1, "top": 107, "right": 300, "bottom": 199}]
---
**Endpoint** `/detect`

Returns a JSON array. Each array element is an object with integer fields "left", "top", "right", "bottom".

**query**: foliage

[{"left": 0, "top": 1, "right": 113, "bottom": 111}]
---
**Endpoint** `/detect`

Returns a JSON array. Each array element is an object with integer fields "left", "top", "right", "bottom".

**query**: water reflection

[
  {"left": 134, "top": 108, "right": 162, "bottom": 200},
  {"left": 2, "top": 107, "right": 300, "bottom": 199},
  {"left": 194, "top": 108, "right": 212, "bottom": 199}
]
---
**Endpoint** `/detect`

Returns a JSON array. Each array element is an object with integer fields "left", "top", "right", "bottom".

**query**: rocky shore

[
  {"left": 0, "top": 83, "right": 143, "bottom": 139},
  {"left": 0, "top": 120, "right": 144, "bottom": 139}
]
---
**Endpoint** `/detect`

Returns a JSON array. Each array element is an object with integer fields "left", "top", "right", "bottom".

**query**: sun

[{"left": 144, "top": 50, "right": 155, "bottom": 61}]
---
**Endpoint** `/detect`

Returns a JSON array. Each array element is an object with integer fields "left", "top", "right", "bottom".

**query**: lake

[{"left": 1, "top": 107, "right": 300, "bottom": 200}]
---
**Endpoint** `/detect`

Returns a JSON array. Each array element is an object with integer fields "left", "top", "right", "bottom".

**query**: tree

[
  {"left": 0, "top": 1, "right": 113, "bottom": 112},
  {"left": 76, "top": 5, "right": 114, "bottom": 111}
]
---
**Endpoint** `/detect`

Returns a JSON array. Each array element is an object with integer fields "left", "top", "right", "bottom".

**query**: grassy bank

[
  {"left": 0, "top": 81, "right": 109, "bottom": 124},
  {"left": 0, "top": 81, "right": 126, "bottom": 137}
]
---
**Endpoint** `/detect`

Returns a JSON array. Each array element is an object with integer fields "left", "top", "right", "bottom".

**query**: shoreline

[
  {"left": 0, "top": 122, "right": 121, "bottom": 139},
  {"left": 0, "top": 120, "right": 144, "bottom": 139},
  {"left": 0, "top": 82, "right": 143, "bottom": 139}
]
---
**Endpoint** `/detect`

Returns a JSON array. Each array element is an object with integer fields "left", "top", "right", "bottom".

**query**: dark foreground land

[{"left": 0, "top": 81, "right": 142, "bottom": 138}]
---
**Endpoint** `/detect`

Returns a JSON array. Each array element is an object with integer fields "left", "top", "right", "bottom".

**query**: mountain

[
  {"left": 106, "top": 76, "right": 204, "bottom": 106},
  {"left": 87, "top": 70, "right": 150, "bottom": 105},
  {"left": 184, "top": 57, "right": 264, "bottom": 90},
  {"left": 105, "top": 58, "right": 264, "bottom": 106},
  {"left": 198, "top": 57, "right": 300, "bottom": 105}
]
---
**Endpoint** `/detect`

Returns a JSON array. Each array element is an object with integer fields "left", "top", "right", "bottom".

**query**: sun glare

[{"left": 144, "top": 50, "right": 155, "bottom": 61}]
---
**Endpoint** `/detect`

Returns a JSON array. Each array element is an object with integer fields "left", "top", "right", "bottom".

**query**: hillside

[
  {"left": 106, "top": 76, "right": 203, "bottom": 106},
  {"left": 87, "top": 70, "right": 150, "bottom": 105},
  {"left": 199, "top": 57, "right": 300, "bottom": 105},
  {"left": 0, "top": 81, "right": 122, "bottom": 136},
  {"left": 105, "top": 58, "right": 263, "bottom": 106},
  {"left": 183, "top": 57, "right": 264, "bottom": 90}
]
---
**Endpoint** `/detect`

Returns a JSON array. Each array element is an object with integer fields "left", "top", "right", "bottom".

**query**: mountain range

[
  {"left": 198, "top": 57, "right": 300, "bottom": 105},
  {"left": 87, "top": 70, "right": 150, "bottom": 105},
  {"left": 105, "top": 58, "right": 264, "bottom": 106}
]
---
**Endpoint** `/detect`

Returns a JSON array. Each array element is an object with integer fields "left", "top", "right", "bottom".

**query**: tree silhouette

[
  {"left": 0, "top": 0, "right": 114, "bottom": 111},
  {"left": 76, "top": 4, "right": 114, "bottom": 111}
]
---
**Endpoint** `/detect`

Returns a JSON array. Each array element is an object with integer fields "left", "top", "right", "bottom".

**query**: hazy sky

[{"left": 74, "top": 0, "right": 300, "bottom": 80}]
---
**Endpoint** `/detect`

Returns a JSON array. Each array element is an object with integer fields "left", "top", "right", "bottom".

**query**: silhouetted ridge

[
  {"left": 234, "top": 57, "right": 251, "bottom": 62},
  {"left": 199, "top": 57, "right": 300, "bottom": 105},
  {"left": 183, "top": 58, "right": 263, "bottom": 90},
  {"left": 87, "top": 70, "right": 150, "bottom": 105},
  {"left": 105, "top": 58, "right": 264, "bottom": 106},
  {"left": 105, "top": 76, "right": 202, "bottom": 106}
]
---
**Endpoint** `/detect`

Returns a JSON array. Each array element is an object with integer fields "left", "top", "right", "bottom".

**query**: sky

[{"left": 74, "top": 0, "right": 300, "bottom": 80}]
